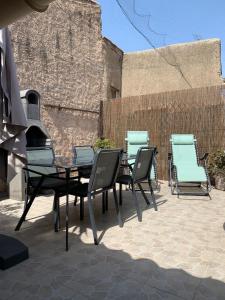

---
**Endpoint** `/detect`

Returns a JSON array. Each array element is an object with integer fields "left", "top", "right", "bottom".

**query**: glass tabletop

[
  {"left": 27, "top": 156, "right": 94, "bottom": 169},
  {"left": 26, "top": 151, "right": 137, "bottom": 169}
]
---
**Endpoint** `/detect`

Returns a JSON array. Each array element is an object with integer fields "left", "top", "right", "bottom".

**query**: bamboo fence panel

[{"left": 102, "top": 85, "right": 225, "bottom": 179}]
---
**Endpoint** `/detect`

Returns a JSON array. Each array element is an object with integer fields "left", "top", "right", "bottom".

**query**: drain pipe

[{"left": 0, "top": 0, "right": 56, "bottom": 28}]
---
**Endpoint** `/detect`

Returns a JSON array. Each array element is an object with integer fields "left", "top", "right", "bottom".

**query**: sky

[{"left": 98, "top": 0, "right": 225, "bottom": 75}]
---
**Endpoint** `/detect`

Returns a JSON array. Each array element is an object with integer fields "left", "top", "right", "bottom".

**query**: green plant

[
  {"left": 94, "top": 137, "right": 115, "bottom": 149},
  {"left": 208, "top": 150, "right": 225, "bottom": 176}
]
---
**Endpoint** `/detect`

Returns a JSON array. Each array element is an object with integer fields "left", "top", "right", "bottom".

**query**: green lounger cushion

[
  {"left": 172, "top": 134, "right": 195, "bottom": 145},
  {"left": 171, "top": 134, "right": 207, "bottom": 182},
  {"left": 175, "top": 164, "right": 207, "bottom": 182},
  {"left": 126, "top": 131, "right": 149, "bottom": 157},
  {"left": 126, "top": 131, "right": 155, "bottom": 180},
  {"left": 126, "top": 136, "right": 149, "bottom": 145},
  {"left": 126, "top": 131, "right": 149, "bottom": 144}
]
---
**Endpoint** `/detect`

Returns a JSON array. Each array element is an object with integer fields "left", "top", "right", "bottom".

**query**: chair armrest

[
  {"left": 153, "top": 147, "right": 158, "bottom": 155},
  {"left": 199, "top": 153, "right": 208, "bottom": 161},
  {"left": 67, "top": 175, "right": 80, "bottom": 180},
  {"left": 120, "top": 163, "right": 129, "bottom": 167},
  {"left": 23, "top": 167, "right": 67, "bottom": 179},
  {"left": 120, "top": 163, "right": 134, "bottom": 173}
]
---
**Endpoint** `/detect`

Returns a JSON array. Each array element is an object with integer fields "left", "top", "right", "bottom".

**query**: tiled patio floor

[{"left": 1, "top": 182, "right": 225, "bottom": 300}]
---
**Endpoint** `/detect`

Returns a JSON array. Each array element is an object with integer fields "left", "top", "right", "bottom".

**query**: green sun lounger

[
  {"left": 168, "top": 134, "right": 211, "bottom": 197},
  {"left": 125, "top": 131, "right": 159, "bottom": 190}
]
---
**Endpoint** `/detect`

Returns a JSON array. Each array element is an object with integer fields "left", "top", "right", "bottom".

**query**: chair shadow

[
  {"left": 1, "top": 210, "right": 225, "bottom": 300},
  {"left": 69, "top": 190, "right": 167, "bottom": 243},
  {"left": 1, "top": 189, "right": 167, "bottom": 245}
]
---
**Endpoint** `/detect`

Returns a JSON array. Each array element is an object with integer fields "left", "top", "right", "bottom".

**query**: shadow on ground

[{"left": 0, "top": 190, "right": 225, "bottom": 299}]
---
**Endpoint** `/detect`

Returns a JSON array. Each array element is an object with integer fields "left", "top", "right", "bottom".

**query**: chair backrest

[
  {"left": 126, "top": 131, "right": 149, "bottom": 160},
  {"left": 88, "top": 149, "right": 122, "bottom": 193},
  {"left": 132, "top": 147, "right": 155, "bottom": 183},
  {"left": 26, "top": 147, "right": 57, "bottom": 178},
  {"left": 73, "top": 145, "right": 95, "bottom": 165},
  {"left": 170, "top": 134, "right": 198, "bottom": 167}
]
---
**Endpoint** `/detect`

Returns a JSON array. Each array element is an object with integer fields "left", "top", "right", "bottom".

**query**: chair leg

[
  {"left": 57, "top": 196, "right": 60, "bottom": 228},
  {"left": 53, "top": 195, "right": 57, "bottom": 231},
  {"left": 148, "top": 179, "right": 157, "bottom": 211},
  {"left": 87, "top": 193, "right": 98, "bottom": 245},
  {"left": 137, "top": 183, "right": 150, "bottom": 205},
  {"left": 119, "top": 183, "right": 122, "bottom": 206},
  {"left": 24, "top": 193, "right": 29, "bottom": 212},
  {"left": 23, "top": 193, "right": 30, "bottom": 221},
  {"left": 102, "top": 192, "right": 105, "bottom": 214},
  {"left": 53, "top": 194, "right": 60, "bottom": 232},
  {"left": 131, "top": 184, "right": 142, "bottom": 222},
  {"left": 74, "top": 177, "right": 82, "bottom": 206},
  {"left": 80, "top": 197, "right": 84, "bottom": 220},
  {"left": 15, "top": 176, "right": 44, "bottom": 231},
  {"left": 105, "top": 191, "right": 108, "bottom": 211},
  {"left": 113, "top": 186, "right": 123, "bottom": 227}
]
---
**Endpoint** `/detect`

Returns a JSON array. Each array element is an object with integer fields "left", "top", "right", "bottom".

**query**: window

[{"left": 110, "top": 86, "right": 120, "bottom": 99}]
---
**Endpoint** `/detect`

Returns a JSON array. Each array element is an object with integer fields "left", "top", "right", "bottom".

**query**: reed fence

[{"left": 102, "top": 85, "right": 225, "bottom": 179}]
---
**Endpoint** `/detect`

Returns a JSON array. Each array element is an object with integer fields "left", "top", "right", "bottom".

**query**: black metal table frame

[
  {"left": 15, "top": 159, "right": 94, "bottom": 251},
  {"left": 15, "top": 153, "right": 138, "bottom": 251}
]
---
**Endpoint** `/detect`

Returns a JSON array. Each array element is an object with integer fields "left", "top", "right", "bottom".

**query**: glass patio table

[
  {"left": 15, "top": 152, "right": 135, "bottom": 251},
  {"left": 15, "top": 156, "right": 95, "bottom": 251}
]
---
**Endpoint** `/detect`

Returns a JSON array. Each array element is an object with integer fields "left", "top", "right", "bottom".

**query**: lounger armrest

[
  {"left": 150, "top": 146, "right": 158, "bottom": 155},
  {"left": 199, "top": 153, "right": 208, "bottom": 161}
]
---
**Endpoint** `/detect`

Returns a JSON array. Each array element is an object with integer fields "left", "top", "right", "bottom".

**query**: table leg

[
  {"left": 15, "top": 176, "right": 44, "bottom": 231},
  {"left": 65, "top": 168, "right": 70, "bottom": 251}
]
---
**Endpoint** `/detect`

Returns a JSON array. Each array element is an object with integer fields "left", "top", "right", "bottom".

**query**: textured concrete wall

[
  {"left": 122, "top": 39, "right": 224, "bottom": 97},
  {"left": 103, "top": 37, "right": 123, "bottom": 99},
  {"left": 9, "top": 0, "right": 103, "bottom": 157}
]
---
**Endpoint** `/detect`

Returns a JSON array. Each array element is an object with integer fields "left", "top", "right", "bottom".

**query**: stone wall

[
  {"left": 122, "top": 39, "right": 224, "bottom": 97},
  {"left": 103, "top": 37, "right": 123, "bottom": 99},
  {"left": 9, "top": 0, "right": 104, "bottom": 157}
]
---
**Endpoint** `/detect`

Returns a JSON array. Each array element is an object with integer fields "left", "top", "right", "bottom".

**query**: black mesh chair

[
  {"left": 72, "top": 145, "right": 95, "bottom": 206},
  {"left": 69, "top": 148, "right": 123, "bottom": 245},
  {"left": 73, "top": 145, "right": 95, "bottom": 179},
  {"left": 117, "top": 147, "right": 157, "bottom": 222},
  {"left": 15, "top": 147, "right": 79, "bottom": 232}
]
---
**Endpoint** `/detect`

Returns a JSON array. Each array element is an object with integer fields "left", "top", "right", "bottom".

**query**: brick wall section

[
  {"left": 9, "top": 0, "right": 104, "bottom": 157},
  {"left": 122, "top": 39, "right": 224, "bottom": 97}
]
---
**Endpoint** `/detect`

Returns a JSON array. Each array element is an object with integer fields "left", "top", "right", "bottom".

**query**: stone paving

[{"left": 1, "top": 182, "right": 225, "bottom": 300}]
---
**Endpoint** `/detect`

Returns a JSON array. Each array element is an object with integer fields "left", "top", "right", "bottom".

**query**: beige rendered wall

[
  {"left": 9, "top": 0, "right": 104, "bottom": 157},
  {"left": 122, "top": 39, "right": 224, "bottom": 97}
]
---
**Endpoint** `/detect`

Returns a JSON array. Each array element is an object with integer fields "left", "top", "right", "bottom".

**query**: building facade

[
  {"left": 10, "top": 0, "right": 106, "bottom": 157},
  {"left": 9, "top": 0, "right": 224, "bottom": 160},
  {"left": 122, "top": 39, "right": 224, "bottom": 97},
  {"left": 8, "top": 0, "right": 225, "bottom": 163}
]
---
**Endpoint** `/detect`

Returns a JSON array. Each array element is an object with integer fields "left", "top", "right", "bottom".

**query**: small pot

[{"left": 214, "top": 170, "right": 225, "bottom": 191}]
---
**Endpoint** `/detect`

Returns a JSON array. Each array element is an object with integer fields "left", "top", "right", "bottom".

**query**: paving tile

[{"left": 1, "top": 183, "right": 225, "bottom": 300}]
